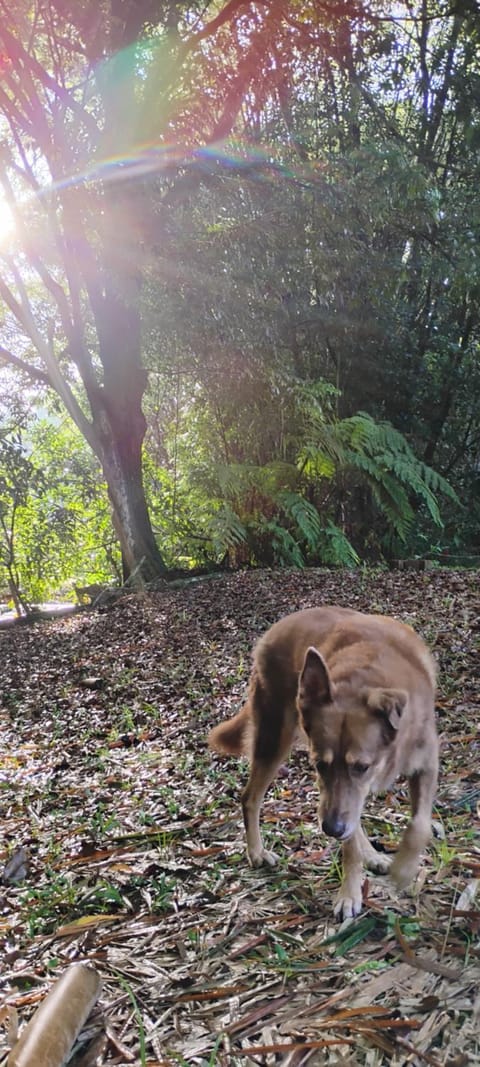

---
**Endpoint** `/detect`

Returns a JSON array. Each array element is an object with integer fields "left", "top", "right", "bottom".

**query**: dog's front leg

[
  {"left": 334, "top": 830, "right": 365, "bottom": 920},
  {"left": 242, "top": 757, "right": 285, "bottom": 868},
  {"left": 390, "top": 764, "right": 438, "bottom": 889}
]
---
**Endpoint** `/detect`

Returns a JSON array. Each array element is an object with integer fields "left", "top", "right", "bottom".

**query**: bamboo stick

[{"left": 7, "top": 963, "right": 101, "bottom": 1067}]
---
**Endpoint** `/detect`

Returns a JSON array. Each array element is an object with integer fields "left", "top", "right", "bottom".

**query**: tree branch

[
  {"left": 0, "top": 157, "right": 100, "bottom": 398},
  {"left": 184, "top": 0, "right": 262, "bottom": 50},
  {"left": 1, "top": 171, "right": 74, "bottom": 333},
  {"left": 0, "top": 22, "right": 99, "bottom": 138},
  {"left": 208, "top": 9, "right": 276, "bottom": 141},
  {"left": 0, "top": 86, "right": 37, "bottom": 143},
  {"left": 0, "top": 344, "right": 51, "bottom": 385},
  {"left": 0, "top": 276, "right": 97, "bottom": 449}
]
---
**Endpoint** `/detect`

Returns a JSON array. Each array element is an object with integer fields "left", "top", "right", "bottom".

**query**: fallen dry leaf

[{"left": 0, "top": 568, "right": 479, "bottom": 1064}]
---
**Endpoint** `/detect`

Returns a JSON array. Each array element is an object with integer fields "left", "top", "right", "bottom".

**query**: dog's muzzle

[{"left": 322, "top": 814, "right": 348, "bottom": 840}]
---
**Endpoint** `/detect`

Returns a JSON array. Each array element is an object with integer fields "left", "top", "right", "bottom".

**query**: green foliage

[
  {"left": 207, "top": 505, "right": 248, "bottom": 557},
  {"left": 1, "top": 3, "right": 478, "bottom": 582},
  {"left": 321, "top": 522, "right": 361, "bottom": 568},
  {"left": 141, "top": 4, "right": 478, "bottom": 567},
  {"left": 278, "top": 493, "right": 324, "bottom": 551},
  {"left": 337, "top": 413, "right": 460, "bottom": 544},
  {"left": 145, "top": 377, "right": 456, "bottom": 568},
  {"left": 0, "top": 412, "right": 120, "bottom": 605},
  {"left": 23, "top": 419, "right": 120, "bottom": 596},
  {"left": 0, "top": 428, "right": 46, "bottom": 609},
  {"left": 257, "top": 520, "right": 305, "bottom": 568}
]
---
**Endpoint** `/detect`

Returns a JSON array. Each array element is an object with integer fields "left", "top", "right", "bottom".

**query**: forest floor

[{"left": 0, "top": 568, "right": 479, "bottom": 1067}]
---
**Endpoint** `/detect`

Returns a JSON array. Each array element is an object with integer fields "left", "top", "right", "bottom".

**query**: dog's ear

[
  {"left": 298, "top": 648, "right": 333, "bottom": 724},
  {"left": 367, "top": 688, "right": 408, "bottom": 735}
]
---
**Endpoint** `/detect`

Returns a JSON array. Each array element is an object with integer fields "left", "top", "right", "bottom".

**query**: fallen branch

[{"left": 7, "top": 963, "right": 101, "bottom": 1067}]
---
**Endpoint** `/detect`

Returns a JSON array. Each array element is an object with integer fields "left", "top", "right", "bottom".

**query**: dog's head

[{"left": 297, "top": 646, "right": 407, "bottom": 842}]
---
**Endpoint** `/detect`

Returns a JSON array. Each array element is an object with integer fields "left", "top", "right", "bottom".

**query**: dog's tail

[{"left": 208, "top": 702, "right": 252, "bottom": 756}]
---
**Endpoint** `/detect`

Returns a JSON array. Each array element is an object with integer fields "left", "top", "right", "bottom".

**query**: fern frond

[
  {"left": 278, "top": 492, "right": 323, "bottom": 550},
  {"left": 322, "top": 522, "right": 360, "bottom": 566},
  {"left": 207, "top": 505, "right": 247, "bottom": 554},
  {"left": 418, "top": 463, "right": 460, "bottom": 504},
  {"left": 214, "top": 464, "right": 259, "bottom": 500},
  {"left": 258, "top": 520, "right": 306, "bottom": 567},
  {"left": 342, "top": 450, "right": 379, "bottom": 479},
  {"left": 337, "top": 414, "right": 377, "bottom": 452},
  {"left": 297, "top": 444, "right": 337, "bottom": 479},
  {"left": 340, "top": 412, "right": 456, "bottom": 535},
  {"left": 369, "top": 477, "right": 415, "bottom": 541},
  {"left": 213, "top": 461, "right": 300, "bottom": 501}
]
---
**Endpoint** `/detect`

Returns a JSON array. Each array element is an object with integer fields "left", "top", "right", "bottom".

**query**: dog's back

[
  {"left": 256, "top": 605, "right": 435, "bottom": 689},
  {"left": 210, "top": 606, "right": 436, "bottom": 761}
]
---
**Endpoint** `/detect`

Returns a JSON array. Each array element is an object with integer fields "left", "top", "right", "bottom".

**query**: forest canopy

[{"left": 0, "top": 1, "right": 479, "bottom": 605}]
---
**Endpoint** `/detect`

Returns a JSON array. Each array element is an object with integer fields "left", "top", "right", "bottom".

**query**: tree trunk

[
  {"left": 99, "top": 419, "right": 166, "bottom": 583},
  {"left": 87, "top": 253, "right": 167, "bottom": 582},
  {"left": 89, "top": 358, "right": 167, "bottom": 583},
  {"left": 83, "top": 174, "right": 169, "bottom": 584}
]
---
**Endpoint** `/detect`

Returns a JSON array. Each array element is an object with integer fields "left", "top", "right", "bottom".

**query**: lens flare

[
  {"left": 0, "top": 195, "right": 14, "bottom": 242},
  {"left": 42, "top": 134, "right": 321, "bottom": 200}
]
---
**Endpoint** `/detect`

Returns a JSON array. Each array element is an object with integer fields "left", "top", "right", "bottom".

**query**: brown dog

[{"left": 208, "top": 606, "right": 438, "bottom": 919}]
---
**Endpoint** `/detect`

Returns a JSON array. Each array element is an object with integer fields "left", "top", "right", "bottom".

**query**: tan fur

[
  {"left": 208, "top": 606, "right": 438, "bottom": 919},
  {"left": 209, "top": 700, "right": 252, "bottom": 755}
]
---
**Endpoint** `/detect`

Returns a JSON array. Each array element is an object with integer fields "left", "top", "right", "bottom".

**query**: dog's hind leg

[
  {"left": 390, "top": 762, "right": 438, "bottom": 889},
  {"left": 357, "top": 825, "right": 392, "bottom": 875},
  {"left": 241, "top": 684, "right": 296, "bottom": 868},
  {"left": 242, "top": 752, "right": 290, "bottom": 868}
]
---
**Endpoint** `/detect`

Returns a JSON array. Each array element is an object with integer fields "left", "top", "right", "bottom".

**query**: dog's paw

[
  {"left": 389, "top": 853, "right": 419, "bottom": 890},
  {"left": 247, "top": 847, "right": 279, "bottom": 869},
  {"left": 333, "top": 888, "right": 363, "bottom": 921},
  {"left": 366, "top": 851, "right": 392, "bottom": 875}
]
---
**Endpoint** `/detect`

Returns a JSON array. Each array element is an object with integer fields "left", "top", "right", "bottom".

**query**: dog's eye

[
  {"left": 352, "top": 761, "right": 370, "bottom": 775},
  {"left": 315, "top": 759, "right": 329, "bottom": 776}
]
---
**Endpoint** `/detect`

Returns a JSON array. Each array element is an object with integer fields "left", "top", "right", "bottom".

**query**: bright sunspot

[{"left": 0, "top": 196, "right": 14, "bottom": 243}]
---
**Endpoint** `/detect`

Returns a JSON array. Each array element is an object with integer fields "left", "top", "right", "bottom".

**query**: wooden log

[{"left": 7, "top": 963, "right": 101, "bottom": 1067}]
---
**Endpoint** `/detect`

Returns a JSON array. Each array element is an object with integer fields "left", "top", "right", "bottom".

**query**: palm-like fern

[
  {"left": 189, "top": 400, "right": 457, "bottom": 565},
  {"left": 208, "top": 505, "right": 248, "bottom": 556},
  {"left": 337, "top": 413, "right": 458, "bottom": 541}
]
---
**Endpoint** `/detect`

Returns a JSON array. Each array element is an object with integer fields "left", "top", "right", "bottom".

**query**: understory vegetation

[{"left": 0, "top": 2, "right": 479, "bottom": 605}]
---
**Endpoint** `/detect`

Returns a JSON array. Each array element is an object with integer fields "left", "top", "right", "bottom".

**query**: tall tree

[{"left": 0, "top": 0, "right": 347, "bottom": 580}]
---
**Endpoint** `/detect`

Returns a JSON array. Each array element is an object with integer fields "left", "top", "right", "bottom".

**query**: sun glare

[{"left": 0, "top": 196, "right": 14, "bottom": 243}]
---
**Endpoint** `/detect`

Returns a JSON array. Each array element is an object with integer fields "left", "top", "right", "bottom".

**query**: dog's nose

[{"left": 322, "top": 814, "right": 347, "bottom": 839}]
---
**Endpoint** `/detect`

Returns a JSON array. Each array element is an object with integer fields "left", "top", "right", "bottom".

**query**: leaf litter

[{"left": 0, "top": 567, "right": 479, "bottom": 1065}]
